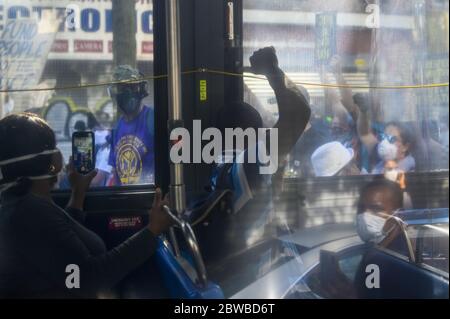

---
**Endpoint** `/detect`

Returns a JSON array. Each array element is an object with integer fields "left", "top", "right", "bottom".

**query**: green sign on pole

[{"left": 315, "top": 12, "right": 337, "bottom": 65}]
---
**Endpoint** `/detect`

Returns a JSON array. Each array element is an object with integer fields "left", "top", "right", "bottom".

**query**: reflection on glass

[
  {"left": 243, "top": 0, "right": 449, "bottom": 178},
  {"left": 0, "top": 0, "right": 155, "bottom": 188}
]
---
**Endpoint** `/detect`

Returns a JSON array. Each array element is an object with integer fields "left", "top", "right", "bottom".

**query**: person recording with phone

[
  {"left": 0, "top": 113, "right": 174, "bottom": 298},
  {"left": 107, "top": 66, "right": 155, "bottom": 186},
  {"left": 72, "top": 131, "right": 96, "bottom": 175}
]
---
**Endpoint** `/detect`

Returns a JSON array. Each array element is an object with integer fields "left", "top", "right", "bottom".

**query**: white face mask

[
  {"left": 378, "top": 139, "right": 398, "bottom": 162},
  {"left": 384, "top": 169, "right": 399, "bottom": 183},
  {"left": 0, "top": 149, "right": 61, "bottom": 192},
  {"left": 356, "top": 212, "right": 387, "bottom": 244}
]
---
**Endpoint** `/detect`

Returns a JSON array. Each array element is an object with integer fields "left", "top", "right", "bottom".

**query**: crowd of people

[
  {"left": 289, "top": 55, "right": 448, "bottom": 181},
  {"left": 22, "top": 53, "right": 447, "bottom": 191},
  {"left": 0, "top": 46, "right": 447, "bottom": 298}
]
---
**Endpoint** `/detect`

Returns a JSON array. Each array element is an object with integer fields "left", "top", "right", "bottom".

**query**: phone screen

[{"left": 73, "top": 132, "right": 95, "bottom": 174}]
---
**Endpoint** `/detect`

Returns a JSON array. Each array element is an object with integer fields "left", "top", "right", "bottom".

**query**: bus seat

[
  {"left": 155, "top": 240, "right": 224, "bottom": 299},
  {"left": 356, "top": 247, "right": 449, "bottom": 299},
  {"left": 185, "top": 189, "right": 233, "bottom": 226}
]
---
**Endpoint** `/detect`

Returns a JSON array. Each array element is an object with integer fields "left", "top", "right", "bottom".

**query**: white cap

[{"left": 311, "top": 142, "right": 354, "bottom": 177}]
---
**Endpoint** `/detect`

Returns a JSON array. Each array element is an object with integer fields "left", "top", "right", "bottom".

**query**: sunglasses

[
  {"left": 107, "top": 83, "right": 142, "bottom": 98},
  {"left": 378, "top": 132, "right": 397, "bottom": 144}
]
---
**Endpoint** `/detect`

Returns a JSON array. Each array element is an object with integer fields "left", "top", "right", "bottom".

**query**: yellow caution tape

[{"left": 0, "top": 68, "right": 448, "bottom": 93}]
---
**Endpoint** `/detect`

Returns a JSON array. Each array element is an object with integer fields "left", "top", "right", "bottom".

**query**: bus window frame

[
  {"left": 47, "top": 1, "right": 450, "bottom": 213},
  {"left": 50, "top": 0, "right": 234, "bottom": 211},
  {"left": 49, "top": 0, "right": 167, "bottom": 212}
]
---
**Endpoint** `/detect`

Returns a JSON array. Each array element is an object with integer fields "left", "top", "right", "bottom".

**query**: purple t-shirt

[{"left": 109, "top": 106, "right": 155, "bottom": 185}]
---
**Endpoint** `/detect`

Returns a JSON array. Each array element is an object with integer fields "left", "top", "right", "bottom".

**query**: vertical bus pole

[
  {"left": 0, "top": 51, "right": 4, "bottom": 119},
  {"left": 0, "top": 94, "right": 4, "bottom": 119},
  {"left": 166, "top": 0, "right": 185, "bottom": 257}
]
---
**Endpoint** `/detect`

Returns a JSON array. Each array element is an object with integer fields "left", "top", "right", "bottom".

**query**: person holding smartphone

[
  {"left": 0, "top": 113, "right": 174, "bottom": 298},
  {"left": 72, "top": 131, "right": 96, "bottom": 175},
  {"left": 107, "top": 66, "right": 155, "bottom": 186}
]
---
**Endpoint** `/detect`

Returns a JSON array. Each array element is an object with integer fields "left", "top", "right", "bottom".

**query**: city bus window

[
  {"left": 243, "top": 0, "right": 449, "bottom": 178},
  {"left": 0, "top": 0, "right": 448, "bottom": 301},
  {"left": 411, "top": 224, "right": 449, "bottom": 274},
  {"left": 225, "top": 0, "right": 449, "bottom": 298},
  {"left": 0, "top": 0, "right": 155, "bottom": 189}
]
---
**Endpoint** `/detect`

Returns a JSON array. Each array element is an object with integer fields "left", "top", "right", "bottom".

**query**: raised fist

[
  {"left": 353, "top": 93, "right": 370, "bottom": 114},
  {"left": 249, "top": 46, "right": 279, "bottom": 76},
  {"left": 329, "top": 55, "right": 342, "bottom": 75}
]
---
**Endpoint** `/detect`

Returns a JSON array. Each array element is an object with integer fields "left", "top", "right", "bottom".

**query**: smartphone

[{"left": 72, "top": 131, "right": 95, "bottom": 174}]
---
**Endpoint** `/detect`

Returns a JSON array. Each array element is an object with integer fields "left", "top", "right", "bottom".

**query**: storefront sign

[
  {"left": 1, "top": 0, "right": 154, "bottom": 61},
  {"left": 315, "top": 12, "right": 337, "bottom": 65},
  {"left": 0, "top": 15, "right": 57, "bottom": 90}
]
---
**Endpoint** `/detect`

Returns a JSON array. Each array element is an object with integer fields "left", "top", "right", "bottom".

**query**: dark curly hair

[
  {"left": 386, "top": 121, "right": 415, "bottom": 154},
  {"left": 0, "top": 113, "right": 56, "bottom": 196},
  {"left": 358, "top": 178, "right": 404, "bottom": 214}
]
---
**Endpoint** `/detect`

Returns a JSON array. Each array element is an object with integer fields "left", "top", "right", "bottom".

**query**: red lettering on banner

[
  {"left": 74, "top": 40, "right": 104, "bottom": 53},
  {"left": 142, "top": 41, "right": 153, "bottom": 54},
  {"left": 51, "top": 40, "right": 69, "bottom": 53}
]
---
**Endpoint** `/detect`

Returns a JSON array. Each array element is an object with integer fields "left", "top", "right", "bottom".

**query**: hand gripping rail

[{"left": 163, "top": 205, "right": 208, "bottom": 288}]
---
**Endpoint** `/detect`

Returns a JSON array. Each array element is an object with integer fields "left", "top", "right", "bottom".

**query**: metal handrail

[{"left": 163, "top": 205, "right": 209, "bottom": 288}]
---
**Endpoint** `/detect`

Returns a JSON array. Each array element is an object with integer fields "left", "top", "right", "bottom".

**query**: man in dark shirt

[
  {"left": 196, "top": 47, "right": 311, "bottom": 272},
  {"left": 107, "top": 65, "right": 155, "bottom": 186}
]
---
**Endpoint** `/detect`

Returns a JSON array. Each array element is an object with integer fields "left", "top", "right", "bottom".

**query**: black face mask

[{"left": 116, "top": 91, "right": 142, "bottom": 116}]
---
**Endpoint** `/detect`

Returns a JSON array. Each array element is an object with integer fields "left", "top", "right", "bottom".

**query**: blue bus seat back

[
  {"left": 356, "top": 247, "right": 449, "bottom": 299},
  {"left": 155, "top": 239, "right": 224, "bottom": 299}
]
